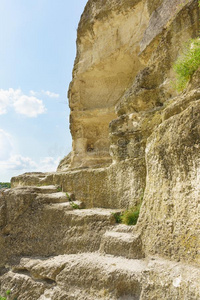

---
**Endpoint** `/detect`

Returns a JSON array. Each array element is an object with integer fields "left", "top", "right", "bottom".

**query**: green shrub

[
  {"left": 121, "top": 205, "right": 141, "bottom": 226},
  {"left": 112, "top": 205, "right": 141, "bottom": 226},
  {"left": 0, "top": 290, "right": 11, "bottom": 300},
  {"left": 112, "top": 212, "right": 123, "bottom": 224},
  {"left": 0, "top": 182, "right": 11, "bottom": 189},
  {"left": 173, "top": 38, "right": 200, "bottom": 91}
]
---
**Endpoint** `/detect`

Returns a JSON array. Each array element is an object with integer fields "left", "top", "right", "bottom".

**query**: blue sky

[{"left": 0, "top": 0, "right": 88, "bottom": 181}]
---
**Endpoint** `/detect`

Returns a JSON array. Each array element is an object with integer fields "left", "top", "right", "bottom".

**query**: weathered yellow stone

[{"left": 1, "top": 0, "right": 200, "bottom": 298}]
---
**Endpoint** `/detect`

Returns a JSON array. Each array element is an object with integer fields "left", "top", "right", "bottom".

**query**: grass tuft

[
  {"left": 0, "top": 290, "right": 12, "bottom": 300},
  {"left": 56, "top": 186, "right": 62, "bottom": 192},
  {"left": 112, "top": 205, "right": 141, "bottom": 226},
  {"left": 173, "top": 38, "right": 200, "bottom": 91},
  {"left": 70, "top": 202, "right": 80, "bottom": 209},
  {"left": 66, "top": 192, "right": 71, "bottom": 201},
  {"left": 112, "top": 212, "right": 123, "bottom": 224},
  {"left": 121, "top": 205, "right": 141, "bottom": 226}
]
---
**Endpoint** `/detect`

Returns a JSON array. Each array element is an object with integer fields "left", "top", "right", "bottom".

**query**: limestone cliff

[{"left": 1, "top": 0, "right": 200, "bottom": 299}]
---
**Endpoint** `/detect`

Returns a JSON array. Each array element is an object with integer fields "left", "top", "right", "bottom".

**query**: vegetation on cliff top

[
  {"left": 173, "top": 1, "right": 200, "bottom": 91},
  {"left": 0, "top": 182, "right": 11, "bottom": 189},
  {"left": 173, "top": 38, "right": 200, "bottom": 91}
]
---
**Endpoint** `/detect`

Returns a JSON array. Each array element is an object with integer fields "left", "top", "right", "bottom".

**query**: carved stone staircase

[{"left": 1, "top": 184, "right": 200, "bottom": 299}]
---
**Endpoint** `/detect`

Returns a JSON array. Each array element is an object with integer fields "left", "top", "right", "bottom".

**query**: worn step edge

[
  {"left": 47, "top": 200, "right": 84, "bottom": 209},
  {"left": 9, "top": 253, "right": 146, "bottom": 299},
  {"left": 31, "top": 185, "right": 59, "bottom": 194},
  {"left": 36, "top": 192, "right": 69, "bottom": 203},
  {"left": 100, "top": 230, "right": 144, "bottom": 259},
  {"left": 109, "top": 224, "right": 134, "bottom": 233}
]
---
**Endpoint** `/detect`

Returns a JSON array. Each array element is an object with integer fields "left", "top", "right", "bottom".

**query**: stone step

[
  {"left": 64, "top": 207, "right": 121, "bottom": 218},
  {"left": 34, "top": 186, "right": 75, "bottom": 201},
  {"left": 109, "top": 224, "right": 134, "bottom": 233},
  {"left": 11, "top": 172, "right": 54, "bottom": 188},
  {"left": 2, "top": 192, "right": 121, "bottom": 262},
  {"left": 100, "top": 229, "right": 144, "bottom": 259},
  {"left": 36, "top": 192, "right": 70, "bottom": 203},
  {"left": 49, "top": 200, "right": 84, "bottom": 209},
  {"left": 5, "top": 253, "right": 147, "bottom": 300},
  {"left": 2, "top": 253, "right": 200, "bottom": 300},
  {"left": 33, "top": 185, "right": 59, "bottom": 194}
]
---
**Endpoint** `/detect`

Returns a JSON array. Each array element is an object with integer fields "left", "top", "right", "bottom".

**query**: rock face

[
  {"left": 69, "top": 0, "right": 149, "bottom": 168},
  {"left": 1, "top": 0, "right": 200, "bottom": 299},
  {"left": 140, "top": 93, "right": 200, "bottom": 263}
]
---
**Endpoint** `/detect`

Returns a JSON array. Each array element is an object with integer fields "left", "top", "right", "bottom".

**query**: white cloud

[
  {"left": 0, "top": 97, "right": 8, "bottom": 114},
  {"left": 0, "top": 129, "right": 13, "bottom": 160},
  {"left": 3, "top": 154, "right": 37, "bottom": 170},
  {"left": 37, "top": 156, "right": 61, "bottom": 172},
  {"left": 30, "top": 90, "right": 60, "bottom": 98},
  {"left": 0, "top": 129, "right": 60, "bottom": 177},
  {"left": 0, "top": 88, "right": 20, "bottom": 115},
  {"left": 0, "top": 88, "right": 46, "bottom": 117},
  {"left": 29, "top": 90, "right": 37, "bottom": 96},
  {"left": 13, "top": 95, "right": 46, "bottom": 117},
  {"left": 0, "top": 129, "right": 59, "bottom": 178},
  {"left": 42, "top": 90, "right": 59, "bottom": 98},
  {"left": 0, "top": 153, "right": 60, "bottom": 174}
]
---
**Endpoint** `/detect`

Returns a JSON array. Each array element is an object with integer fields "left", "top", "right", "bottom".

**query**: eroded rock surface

[
  {"left": 1, "top": 254, "right": 200, "bottom": 300},
  {"left": 1, "top": 0, "right": 200, "bottom": 299},
  {"left": 69, "top": 0, "right": 150, "bottom": 168}
]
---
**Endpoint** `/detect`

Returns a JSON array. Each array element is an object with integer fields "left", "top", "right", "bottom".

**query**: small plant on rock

[
  {"left": 112, "top": 205, "right": 141, "bottom": 226},
  {"left": 0, "top": 290, "right": 11, "bottom": 300},
  {"left": 112, "top": 212, "right": 123, "bottom": 224},
  {"left": 173, "top": 38, "right": 200, "bottom": 91},
  {"left": 66, "top": 192, "right": 71, "bottom": 201},
  {"left": 70, "top": 202, "right": 80, "bottom": 209},
  {"left": 121, "top": 205, "right": 141, "bottom": 226},
  {"left": 173, "top": 0, "right": 200, "bottom": 91}
]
